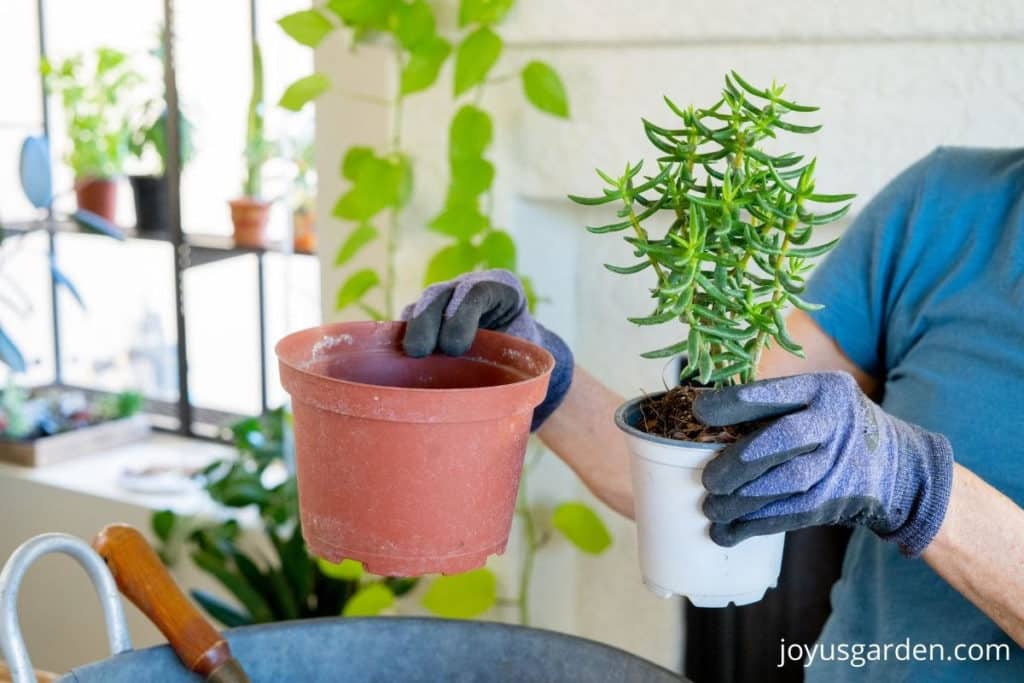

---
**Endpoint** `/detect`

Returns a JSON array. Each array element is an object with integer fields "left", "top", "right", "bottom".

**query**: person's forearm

[
  {"left": 922, "top": 464, "right": 1024, "bottom": 647},
  {"left": 537, "top": 367, "right": 634, "bottom": 519}
]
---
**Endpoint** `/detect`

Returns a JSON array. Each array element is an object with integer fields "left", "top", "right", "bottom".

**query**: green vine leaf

[
  {"left": 317, "top": 557, "right": 365, "bottom": 581},
  {"left": 401, "top": 36, "right": 451, "bottom": 95},
  {"left": 479, "top": 230, "right": 516, "bottom": 270},
  {"left": 521, "top": 61, "right": 569, "bottom": 119},
  {"left": 420, "top": 568, "right": 497, "bottom": 618},
  {"left": 277, "top": 9, "right": 335, "bottom": 47},
  {"left": 341, "top": 146, "right": 374, "bottom": 180},
  {"left": 454, "top": 27, "right": 502, "bottom": 96},
  {"left": 425, "top": 243, "right": 480, "bottom": 285},
  {"left": 449, "top": 105, "right": 493, "bottom": 160},
  {"left": 458, "top": 0, "right": 514, "bottom": 27},
  {"left": 278, "top": 73, "right": 331, "bottom": 112},
  {"left": 551, "top": 502, "right": 612, "bottom": 554},
  {"left": 428, "top": 204, "right": 488, "bottom": 240},
  {"left": 449, "top": 158, "right": 494, "bottom": 201},
  {"left": 335, "top": 223, "right": 379, "bottom": 266},
  {"left": 393, "top": 0, "right": 436, "bottom": 50},
  {"left": 343, "top": 582, "right": 394, "bottom": 616},
  {"left": 326, "top": 0, "right": 395, "bottom": 31},
  {"left": 336, "top": 268, "right": 381, "bottom": 311},
  {"left": 333, "top": 154, "right": 410, "bottom": 220}
]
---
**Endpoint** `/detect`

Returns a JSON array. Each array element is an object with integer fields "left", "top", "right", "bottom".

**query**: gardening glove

[
  {"left": 693, "top": 372, "right": 954, "bottom": 557},
  {"left": 401, "top": 269, "right": 573, "bottom": 431}
]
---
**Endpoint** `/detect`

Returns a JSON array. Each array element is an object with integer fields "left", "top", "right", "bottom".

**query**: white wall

[{"left": 314, "top": 1, "right": 1024, "bottom": 670}]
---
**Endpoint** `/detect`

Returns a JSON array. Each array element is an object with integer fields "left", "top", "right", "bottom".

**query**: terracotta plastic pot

[
  {"left": 75, "top": 178, "right": 117, "bottom": 223},
  {"left": 229, "top": 197, "right": 271, "bottom": 248},
  {"left": 276, "top": 321, "right": 554, "bottom": 576}
]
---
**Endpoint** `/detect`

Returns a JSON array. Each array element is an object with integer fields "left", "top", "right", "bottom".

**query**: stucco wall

[{"left": 314, "top": 2, "right": 1024, "bottom": 669}]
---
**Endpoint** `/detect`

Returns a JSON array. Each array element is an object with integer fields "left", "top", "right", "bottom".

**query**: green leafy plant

[
  {"left": 129, "top": 102, "right": 195, "bottom": 176},
  {"left": 242, "top": 43, "right": 274, "bottom": 199},
  {"left": 276, "top": 0, "right": 569, "bottom": 316},
  {"left": 41, "top": 47, "right": 143, "bottom": 180},
  {"left": 570, "top": 72, "right": 855, "bottom": 386}
]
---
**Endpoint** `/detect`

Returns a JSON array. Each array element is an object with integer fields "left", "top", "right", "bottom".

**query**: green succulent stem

[{"left": 572, "top": 72, "right": 854, "bottom": 388}]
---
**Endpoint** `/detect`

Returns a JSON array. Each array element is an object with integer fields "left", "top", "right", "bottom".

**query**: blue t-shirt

[{"left": 803, "top": 147, "right": 1024, "bottom": 681}]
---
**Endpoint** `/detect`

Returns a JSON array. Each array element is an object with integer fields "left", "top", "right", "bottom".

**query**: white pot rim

[{"left": 614, "top": 393, "right": 722, "bottom": 453}]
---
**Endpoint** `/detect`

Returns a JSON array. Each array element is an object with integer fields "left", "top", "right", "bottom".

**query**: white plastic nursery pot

[{"left": 616, "top": 393, "right": 785, "bottom": 608}]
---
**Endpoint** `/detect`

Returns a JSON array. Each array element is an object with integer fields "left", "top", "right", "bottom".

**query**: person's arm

[
  {"left": 538, "top": 310, "right": 867, "bottom": 519},
  {"left": 922, "top": 465, "right": 1024, "bottom": 647}
]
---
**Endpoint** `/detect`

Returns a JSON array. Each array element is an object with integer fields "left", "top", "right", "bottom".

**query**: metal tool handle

[{"left": 0, "top": 533, "right": 132, "bottom": 683}]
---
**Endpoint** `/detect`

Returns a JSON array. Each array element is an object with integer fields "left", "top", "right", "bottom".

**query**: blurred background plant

[{"left": 41, "top": 47, "right": 142, "bottom": 183}]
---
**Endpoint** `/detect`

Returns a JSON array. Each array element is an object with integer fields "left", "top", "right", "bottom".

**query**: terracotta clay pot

[
  {"left": 75, "top": 178, "right": 117, "bottom": 223},
  {"left": 229, "top": 197, "right": 271, "bottom": 248},
  {"left": 292, "top": 208, "right": 317, "bottom": 253},
  {"left": 276, "top": 321, "right": 554, "bottom": 576}
]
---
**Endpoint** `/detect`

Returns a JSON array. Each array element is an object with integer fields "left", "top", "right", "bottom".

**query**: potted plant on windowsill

[
  {"left": 570, "top": 72, "right": 854, "bottom": 607},
  {"left": 289, "top": 136, "right": 316, "bottom": 253},
  {"left": 41, "top": 47, "right": 141, "bottom": 223},
  {"left": 128, "top": 101, "right": 195, "bottom": 234},
  {"left": 229, "top": 42, "right": 274, "bottom": 248}
]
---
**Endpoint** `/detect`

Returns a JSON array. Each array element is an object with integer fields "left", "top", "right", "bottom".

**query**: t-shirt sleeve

[{"left": 802, "top": 150, "right": 938, "bottom": 377}]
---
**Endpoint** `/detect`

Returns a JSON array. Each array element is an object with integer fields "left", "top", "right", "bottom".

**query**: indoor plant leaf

[
  {"left": 453, "top": 27, "right": 502, "bottom": 96},
  {"left": 190, "top": 589, "right": 254, "bottom": 628},
  {"left": 326, "top": 0, "right": 396, "bottom": 30},
  {"left": 551, "top": 502, "right": 612, "bottom": 554},
  {"left": 335, "top": 223, "right": 379, "bottom": 266},
  {"left": 420, "top": 568, "right": 497, "bottom": 618},
  {"left": 393, "top": 0, "right": 435, "bottom": 50},
  {"left": 278, "top": 9, "right": 335, "bottom": 47},
  {"left": 458, "top": 0, "right": 514, "bottom": 26},
  {"left": 521, "top": 61, "right": 569, "bottom": 119},
  {"left": 336, "top": 268, "right": 381, "bottom": 310},
  {"left": 70, "top": 209, "right": 124, "bottom": 240},
  {"left": 341, "top": 146, "right": 374, "bottom": 180},
  {"left": 449, "top": 105, "right": 493, "bottom": 160},
  {"left": 479, "top": 230, "right": 516, "bottom": 270},
  {"left": 50, "top": 263, "right": 85, "bottom": 309},
  {"left": 342, "top": 582, "right": 395, "bottom": 616},
  {"left": 278, "top": 73, "right": 331, "bottom": 112},
  {"left": 317, "top": 557, "right": 364, "bottom": 581},
  {"left": 428, "top": 204, "right": 488, "bottom": 239},
  {"left": 424, "top": 243, "right": 479, "bottom": 284},
  {"left": 400, "top": 36, "right": 451, "bottom": 95},
  {"left": 152, "top": 509, "right": 177, "bottom": 544}
]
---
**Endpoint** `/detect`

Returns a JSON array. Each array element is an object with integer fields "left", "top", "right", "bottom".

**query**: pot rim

[
  {"left": 614, "top": 392, "right": 721, "bottom": 452},
  {"left": 275, "top": 320, "right": 555, "bottom": 397}
]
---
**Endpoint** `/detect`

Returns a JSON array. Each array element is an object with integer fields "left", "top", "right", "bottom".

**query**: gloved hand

[
  {"left": 401, "top": 269, "right": 573, "bottom": 431},
  {"left": 693, "top": 372, "right": 954, "bottom": 557}
]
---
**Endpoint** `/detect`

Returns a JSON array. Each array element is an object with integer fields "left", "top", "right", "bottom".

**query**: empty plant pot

[
  {"left": 276, "top": 321, "right": 554, "bottom": 576},
  {"left": 229, "top": 197, "right": 271, "bottom": 248},
  {"left": 616, "top": 394, "right": 785, "bottom": 607},
  {"left": 129, "top": 175, "right": 170, "bottom": 234},
  {"left": 75, "top": 177, "right": 117, "bottom": 223}
]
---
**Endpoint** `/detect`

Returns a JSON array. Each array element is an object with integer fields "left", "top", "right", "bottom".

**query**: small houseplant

[
  {"left": 41, "top": 47, "right": 142, "bottom": 223},
  {"left": 288, "top": 137, "right": 316, "bottom": 253},
  {"left": 570, "top": 72, "right": 854, "bottom": 606},
  {"left": 128, "top": 100, "right": 195, "bottom": 234},
  {"left": 230, "top": 42, "right": 275, "bottom": 248}
]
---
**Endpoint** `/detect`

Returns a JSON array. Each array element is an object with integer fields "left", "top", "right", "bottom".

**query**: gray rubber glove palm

[
  {"left": 693, "top": 372, "right": 954, "bottom": 556},
  {"left": 401, "top": 269, "right": 573, "bottom": 431}
]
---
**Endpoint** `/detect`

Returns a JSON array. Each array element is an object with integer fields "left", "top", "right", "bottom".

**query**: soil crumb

[{"left": 637, "top": 385, "right": 764, "bottom": 444}]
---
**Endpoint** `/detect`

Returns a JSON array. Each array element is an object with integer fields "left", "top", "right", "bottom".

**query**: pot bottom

[
  {"left": 309, "top": 533, "right": 508, "bottom": 576},
  {"left": 644, "top": 578, "right": 774, "bottom": 607}
]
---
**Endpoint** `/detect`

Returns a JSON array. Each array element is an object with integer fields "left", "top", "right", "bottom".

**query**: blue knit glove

[
  {"left": 401, "top": 269, "right": 573, "bottom": 431},
  {"left": 693, "top": 372, "right": 954, "bottom": 556}
]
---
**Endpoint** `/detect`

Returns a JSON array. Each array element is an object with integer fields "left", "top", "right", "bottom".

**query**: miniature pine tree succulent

[{"left": 570, "top": 72, "right": 854, "bottom": 387}]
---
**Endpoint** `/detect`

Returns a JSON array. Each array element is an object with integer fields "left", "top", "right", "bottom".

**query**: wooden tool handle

[{"left": 92, "top": 524, "right": 234, "bottom": 678}]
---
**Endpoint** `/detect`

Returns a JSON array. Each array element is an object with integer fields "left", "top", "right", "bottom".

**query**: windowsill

[{"left": 0, "top": 432, "right": 243, "bottom": 519}]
